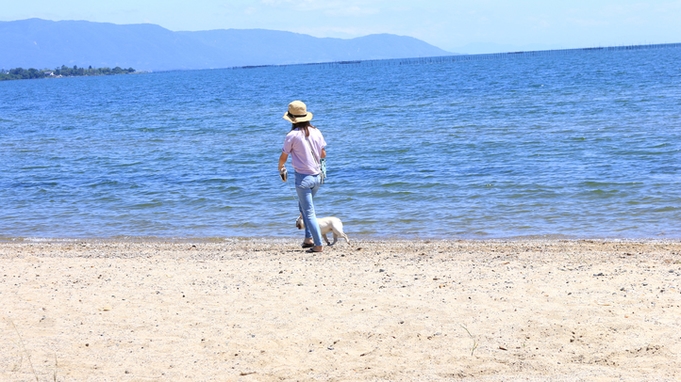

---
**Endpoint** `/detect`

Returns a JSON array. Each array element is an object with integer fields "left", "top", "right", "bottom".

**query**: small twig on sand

[
  {"left": 460, "top": 324, "right": 479, "bottom": 356},
  {"left": 54, "top": 353, "right": 58, "bottom": 382},
  {"left": 11, "top": 320, "right": 39, "bottom": 381}
]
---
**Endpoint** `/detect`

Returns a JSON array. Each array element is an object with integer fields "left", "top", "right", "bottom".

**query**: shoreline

[
  {"left": 2, "top": 239, "right": 681, "bottom": 381},
  {"left": 3, "top": 235, "right": 681, "bottom": 243}
]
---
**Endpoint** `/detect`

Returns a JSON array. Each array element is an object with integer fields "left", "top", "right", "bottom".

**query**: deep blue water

[{"left": 2, "top": 45, "right": 680, "bottom": 240}]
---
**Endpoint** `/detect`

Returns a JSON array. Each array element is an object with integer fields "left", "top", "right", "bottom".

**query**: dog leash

[{"left": 280, "top": 167, "right": 300, "bottom": 203}]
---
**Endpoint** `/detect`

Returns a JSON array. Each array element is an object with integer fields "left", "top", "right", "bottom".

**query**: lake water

[{"left": 2, "top": 44, "right": 680, "bottom": 240}]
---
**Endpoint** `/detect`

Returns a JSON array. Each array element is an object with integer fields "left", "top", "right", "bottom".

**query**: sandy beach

[{"left": 1, "top": 239, "right": 680, "bottom": 381}]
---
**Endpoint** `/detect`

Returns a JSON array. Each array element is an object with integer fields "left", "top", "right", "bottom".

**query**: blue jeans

[{"left": 295, "top": 172, "right": 323, "bottom": 246}]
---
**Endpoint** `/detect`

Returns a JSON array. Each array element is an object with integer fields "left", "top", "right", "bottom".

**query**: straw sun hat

[{"left": 283, "top": 100, "right": 313, "bottom": 123}]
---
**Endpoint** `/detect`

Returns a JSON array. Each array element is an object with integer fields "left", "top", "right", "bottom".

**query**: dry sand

[{"left": 1, "top": 239, "right": 681, "bottom": 381}]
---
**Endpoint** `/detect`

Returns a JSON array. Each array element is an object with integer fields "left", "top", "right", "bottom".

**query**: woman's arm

[
  {"left": 278, "top": 152, "right": 289, "bottom": 182},
  {"left": 278, "top": 152, "right": 288, "bottom": 171}
]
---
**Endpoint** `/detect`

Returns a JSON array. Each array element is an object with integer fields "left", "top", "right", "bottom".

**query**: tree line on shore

[{"left": 0, "top": 65, "right": 136, "bottom": 81}]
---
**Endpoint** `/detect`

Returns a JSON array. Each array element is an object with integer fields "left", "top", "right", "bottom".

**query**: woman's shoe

[
  {"left": 301, "top": 242, "right": 314, "bottom": 248},
  {"left": 306, "top": 246, "right": 323, "bottom": 253}
]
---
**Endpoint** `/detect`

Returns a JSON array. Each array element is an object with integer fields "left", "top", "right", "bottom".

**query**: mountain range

[{"left": 0, "top": 19, "right": 452, "bottom": 72}]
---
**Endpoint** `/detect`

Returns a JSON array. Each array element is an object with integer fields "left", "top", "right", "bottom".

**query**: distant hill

[{"left": 0, "top": 19, "right": 452, "bottom": 71}]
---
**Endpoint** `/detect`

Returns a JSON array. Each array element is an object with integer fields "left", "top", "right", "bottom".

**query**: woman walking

[{"left": 278, "top": 100, "right": 327, "bottom": 253}]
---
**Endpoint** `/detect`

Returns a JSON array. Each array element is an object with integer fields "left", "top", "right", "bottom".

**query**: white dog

[{"left": 296, "top": 215, "right": 350, "bottom": 246}]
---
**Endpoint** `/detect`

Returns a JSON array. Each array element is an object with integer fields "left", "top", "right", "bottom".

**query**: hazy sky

[{"left": 3, "top": 0, "right": 680, "bottom": 53}]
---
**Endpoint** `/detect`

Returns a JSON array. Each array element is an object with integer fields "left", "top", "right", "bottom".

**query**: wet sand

[{"left": 2, "top": 239, "right": 680, "bottom": 381}]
